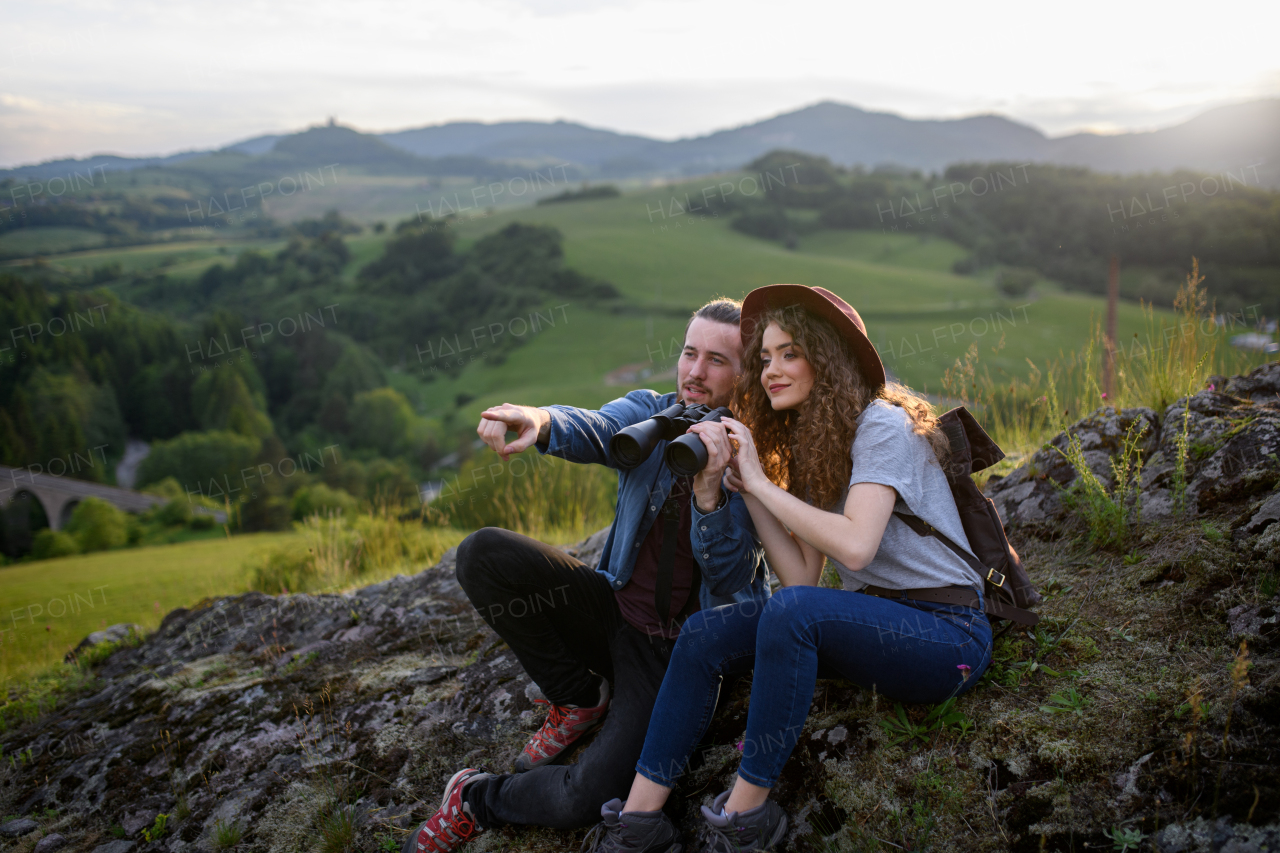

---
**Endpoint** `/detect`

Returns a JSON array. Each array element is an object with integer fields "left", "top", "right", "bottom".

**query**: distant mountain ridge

[{"left": 3, "top": 99, "right": 1277, "bottom": 186}]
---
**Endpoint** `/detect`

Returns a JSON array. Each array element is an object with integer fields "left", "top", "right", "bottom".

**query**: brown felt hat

[{"left": 740, "top": 284, "right": 886, "bottom": 390}]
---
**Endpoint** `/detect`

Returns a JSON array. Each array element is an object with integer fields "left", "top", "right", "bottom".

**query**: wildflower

[
  {"left": 958, "top": 664, "right": 971, "bottom": 681},
  {"left": 1208, "top": 383, "right": 1216, "bottom": 391},
  {"left": 1101, "top": 392, "right": 1108, "bottom": 399},
  {"left": 736, "top": 738, "right": 744, "bottom": 751}
]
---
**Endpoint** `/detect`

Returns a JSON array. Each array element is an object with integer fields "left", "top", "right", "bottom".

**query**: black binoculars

[{"left": 609, "top": 403, "right": 733, "bottom": 476}]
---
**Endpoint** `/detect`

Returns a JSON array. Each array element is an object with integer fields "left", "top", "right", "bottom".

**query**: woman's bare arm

[
  {"left": 731, "top": 489, "right": 826, "bottom": 586},
  {"left": 722, "top": 417, "right": 896, "bottom": 574},
  {"left": 746, "top": 478, "right": 895, "bottom": 574}
]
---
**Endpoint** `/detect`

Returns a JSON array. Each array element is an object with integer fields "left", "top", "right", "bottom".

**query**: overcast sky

[{"left": 2, "top": 0, "right": 1278, "bottom": 168}]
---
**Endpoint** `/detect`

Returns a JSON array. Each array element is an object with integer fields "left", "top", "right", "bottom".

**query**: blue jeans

[{"left": 635, "top": 585, "right": 993, "bottom": 789}]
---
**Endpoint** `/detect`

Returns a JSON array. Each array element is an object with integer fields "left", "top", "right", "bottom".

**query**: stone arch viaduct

[{"left": 0, "top": 465, "right": 164, "bottom": 530}]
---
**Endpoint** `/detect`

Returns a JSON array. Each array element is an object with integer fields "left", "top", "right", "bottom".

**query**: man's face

[{"left": 677, "top": 317, "right": 742, "bottom": 409}]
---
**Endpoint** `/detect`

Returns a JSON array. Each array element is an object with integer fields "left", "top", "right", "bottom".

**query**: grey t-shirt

[{"left": 832, "top": 399, "right": 982, "bottom": 592}]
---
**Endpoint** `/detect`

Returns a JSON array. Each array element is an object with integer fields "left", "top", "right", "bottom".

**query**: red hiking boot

[
  {"left": 402, "top": 768, "right": 492, "bottom": 853},
  {"left": 513, "top": 677, "right": 610, "bottom": 772}
]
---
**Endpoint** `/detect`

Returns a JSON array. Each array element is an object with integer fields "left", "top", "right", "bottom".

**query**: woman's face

[{"left": 760, "top": 321, "right": 816, "bottom": 411}]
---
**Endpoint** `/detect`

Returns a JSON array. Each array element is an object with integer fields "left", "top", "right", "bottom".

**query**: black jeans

[{"left": 453, "top": 527, "right": 676, "bottom": 829}]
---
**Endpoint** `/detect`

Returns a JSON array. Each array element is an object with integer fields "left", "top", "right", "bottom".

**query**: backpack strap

[
  {"left": 860, "top": 584, "right": 981, "bottom": 608},
  {"left": 893, "top": 511, "right": 1039, "bottom": 627}
]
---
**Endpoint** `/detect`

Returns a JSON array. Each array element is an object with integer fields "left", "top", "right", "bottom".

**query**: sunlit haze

[{"left": 2, "top": 0, "right": 1277, "bottom": 167}]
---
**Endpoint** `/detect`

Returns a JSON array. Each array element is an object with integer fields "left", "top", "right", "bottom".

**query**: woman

[{"left": 582, "top": 284, "right": 993, "bottom": 853}]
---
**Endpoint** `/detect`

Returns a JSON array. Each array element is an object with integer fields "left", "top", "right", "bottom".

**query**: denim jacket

[{"left": 539, "top": 389, "right": 771, "bottom": 610}]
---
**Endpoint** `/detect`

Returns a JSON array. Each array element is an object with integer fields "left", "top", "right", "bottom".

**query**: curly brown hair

[{"left": 733, "top": 304, "right": 949, "bottom": 509}]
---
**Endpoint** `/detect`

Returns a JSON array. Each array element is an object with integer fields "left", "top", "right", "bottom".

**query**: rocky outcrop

[
  {"left": 1, "top": 532, "right": 622, "bottom": 853},
  {"left": 989, "top": 361, "right": 1280, "bottom": 528},
  {"left": 68, "top": 624, "right": 144, "bottom": 659}
]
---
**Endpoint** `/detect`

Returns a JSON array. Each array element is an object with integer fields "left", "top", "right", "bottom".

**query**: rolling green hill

[
  {"left": 419, "top": 177, "right": 1165, "bottom": 425},
  {"left": 5, "top": 170, "right": 1261, "bottom": 456}
]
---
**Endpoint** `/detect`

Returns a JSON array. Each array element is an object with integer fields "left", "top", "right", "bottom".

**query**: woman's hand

[
  {"left": 721, "top": 417, "right": 767, "bottom": 495},
  {"left": 724, "top": 464, "right": 746, "bottom": 494}
]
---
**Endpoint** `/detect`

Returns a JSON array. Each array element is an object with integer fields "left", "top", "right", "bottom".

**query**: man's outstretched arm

[{"left": 476, "top": 391, "right": 663, "bottom": 468}]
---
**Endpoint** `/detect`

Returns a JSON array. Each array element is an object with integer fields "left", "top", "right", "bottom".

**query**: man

[{"left": 405, "top": 298, "right": 770, "bottom": 853}]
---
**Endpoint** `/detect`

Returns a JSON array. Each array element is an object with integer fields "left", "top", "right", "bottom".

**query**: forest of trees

[
  {"left": 0, "top": 214, "right": 619, "bottom": 552},
  {"left": 731, "top": 151, "right": 1280, "bottom": 317}
]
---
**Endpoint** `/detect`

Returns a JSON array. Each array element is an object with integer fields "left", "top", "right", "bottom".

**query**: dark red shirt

[{"left": 616, "top": 476, "right": 700, "bottom": 639}]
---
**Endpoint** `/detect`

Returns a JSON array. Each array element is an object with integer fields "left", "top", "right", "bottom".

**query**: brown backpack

[{"left": 893, "top": 406, "right": 1040, "bottom": 628}]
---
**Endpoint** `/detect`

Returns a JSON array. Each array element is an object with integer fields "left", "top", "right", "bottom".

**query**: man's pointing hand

[{"left": 478, "top": 404, "right": 551, "bottom": 461}]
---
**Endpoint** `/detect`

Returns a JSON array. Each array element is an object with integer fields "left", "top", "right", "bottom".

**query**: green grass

[
  {"left": 0, "top": 237, "right": 286, "bottom": 281},
  {"left": 427, "top": 448, "right": 617, "bottom": 541},
  {"left": 341, "top": 231, "right": 389, "bottom": 282},
  {"left": 244, "top": 511, "right": 467, "bottom": 595},
  {"left": 259, "top": 169, "right": 641, "bottom": 226},
  {"left": 796, "top": 228, "right": 971, "bottom": 270},
  {"left": 0, "top": 532, "right": 295, "bottom": 685},
  {"left": 0, "top": 227, "right": 107, "bottom": 257},
  {"left": 0, "top": 628, "right": 141, "bottom": 734},
  {"left": 211, "top": 817, "right": 245, "bottom": 850}
]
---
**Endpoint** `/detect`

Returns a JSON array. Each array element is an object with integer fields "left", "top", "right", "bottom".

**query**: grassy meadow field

[
  {"left": 0, "top": 226, "right": 107, "bottom": 257},
  {"left": 0, "top": 532, "right": 296, "bottom": 685}
]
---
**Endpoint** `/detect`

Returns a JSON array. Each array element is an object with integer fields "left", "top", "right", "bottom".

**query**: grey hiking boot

[
  {"left": 699, "top": 791, "right": 788, "bottom": 852},
  {"left": 580, "top": 798, "right": 683, "bottom": 853}
]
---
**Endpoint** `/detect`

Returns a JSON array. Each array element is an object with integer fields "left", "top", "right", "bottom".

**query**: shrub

[
  {"left": 731, "top": 206, "right": 793, "bottom": 241},
  {"left": 348, "top": 387, "right": 419, "bottom": 457},
  {"left": 236, "top": 492, "right": 291, "bottom": 532},
  {"left": 136, "top": 430, "right": 261, "bottom": 493},
  {"left": 536, "top": 184, "right": 621, "bottom": 205},
  {"left": 364, "top": 457, "right": 420, "bottom": 506},
  {"left": 995, "top": 267, "right": 1037, "bottom": 296},
  {"left": 189, "top": 512, "right": 216, "bottom": 530},
  {"left": 30, "top": 529, "right": 79, "bottom": 560},
  {"left": 245, "top": 510, "right": 465, "bottom": 594},
  {"left": 64, "top": 497, "right": 129, "bottom": 552},
  {"left": 155, "top": 498, "right": 194, "bottom": 527},
  {"left": 291, "top": 484, "right": 358, "bottom": 520}
]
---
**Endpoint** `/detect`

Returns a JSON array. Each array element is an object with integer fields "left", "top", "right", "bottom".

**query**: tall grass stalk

[
  {"left": 425, "top": 449, "right": 617, "bottom": 543},
  {"left": 1055, "top": 417, "right": 1148, "bottom": 549},
  {"left": 1171, "top": 398, "right": 1194, "bottom": 517},
  {"left": 245, "top": 509, "right": 466, "bottom": 595},
  {"left": 957, "top": 258, "right": 1272, "bottom": 459}
]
